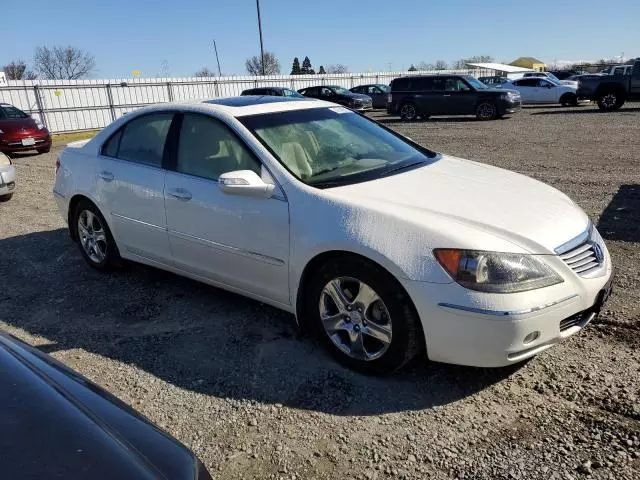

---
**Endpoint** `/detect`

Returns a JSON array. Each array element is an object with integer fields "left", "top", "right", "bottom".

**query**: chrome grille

[{"left": 560, "top": 242, "right": 601, "bottom": 276}]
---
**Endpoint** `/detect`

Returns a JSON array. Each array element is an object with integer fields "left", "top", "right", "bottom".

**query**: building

[{"left": 510, "top": 57, "right": 546, "bottom": 72}]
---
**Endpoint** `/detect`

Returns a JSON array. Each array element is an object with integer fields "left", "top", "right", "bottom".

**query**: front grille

[
  {"left": 560, "top": 311, "right": 588, "bottom": 331},
  {"left": 559, "top": 241, "right": 602, "bottom": 277}
]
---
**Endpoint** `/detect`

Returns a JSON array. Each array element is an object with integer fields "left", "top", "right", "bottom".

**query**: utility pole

[
  {"left": 256, "top": 0, "right": 266, "bottom": 75},
  {"left": 213, "top": 40, "right": 222, "bottom": 76}
]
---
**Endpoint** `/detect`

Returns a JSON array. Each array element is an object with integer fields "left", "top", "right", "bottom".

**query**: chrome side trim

[
  {"left": 111, "top": 212, "right": 166, "bottom": 231},
  {"left": 168, "top": 229, "right": 285, "bottom": 266},
  {"left": 438, "top": 294, "right": 579, "bottom": 317},
  {"left": 555, "top": 223, "right": 592, "bottom": 254}
]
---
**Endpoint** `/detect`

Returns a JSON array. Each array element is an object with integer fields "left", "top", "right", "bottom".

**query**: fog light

[{"left": 523, "top": 331, "right": 540, "bottom": 344}]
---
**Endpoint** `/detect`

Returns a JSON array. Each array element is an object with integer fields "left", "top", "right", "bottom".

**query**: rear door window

[
  {"left": 514, "top": 79, "right": 538, "bottom": 87},
  {"left": 115, "top": 113, "right": 173, "bottom": 167}
]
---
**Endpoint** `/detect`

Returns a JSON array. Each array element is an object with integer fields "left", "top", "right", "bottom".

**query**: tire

[
  {"left": 37, "top": 147, "right": 51, "bottom": 154},
  {"left": 476, "top": 102, "right": 497, "bottom": 121},
  {"left": 73, "top": 199, "right": 121, "bottom": 271},
  {"left": 560, "top": 93, "right": 578, "bottom": 107},
  {"left": 399, "top": 102, "right": 418, "bottom": 121},
  {"left": 0, "top": 193, "right": 13, "bottom": 202},
  {"left": 596, "top": 90, "right": 625, "bottom": 111},
  {"left": 302, "top": 256, "right": 423, "bottom": 375}
]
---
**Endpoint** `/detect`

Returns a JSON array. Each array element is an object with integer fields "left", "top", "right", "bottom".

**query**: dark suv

[
  {"left": 387, "top": 75, "right": 521, "bottom": 121},
  {"left": 241, "top": 87, "right": 304, "bottom": 98},
  {"left": 298, "top": 85, "right": 373, "bottom": 112}
]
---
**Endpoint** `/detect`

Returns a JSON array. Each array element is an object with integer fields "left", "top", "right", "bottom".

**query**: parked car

[
  {"left": 0, "top": 103, "right": 52, "bottom": 155},
  {"left": 241, "top": 86, "right": 304, "bottom": 98},
  {"left": 522, "top": 72, "right": 578, "bottom": 87},
  {"left": 548, "top": 70, "right": 581, "bottom": 81},
  {"left": 577, "top": 59, "right": 640, "bottom": 110},
  {"left": 478, "top": 76, "right": 513, "bottom": 87},
  {"left": 387, "top": 75, "right": 521, "bottom": 121},
  {"left": 297, "top": 85, "right": 372, "bottom": 111},
  {"left": 349, "top": 84, "right": 390, "bottom": 108},
  {"left": 53, "top": 96, "right": 612, "bottom": 374},
  {"left": 508, "top": 77, "right": 579, "bottom": 106},
  {"left": 609, "top": 65, "right": 633, "bottom": 76},
  {"left": 0, "top": 151, "right": 15, "bottom": 201},
  {"left": 0, "top": 332, "right": 212, "bottom": 479}
]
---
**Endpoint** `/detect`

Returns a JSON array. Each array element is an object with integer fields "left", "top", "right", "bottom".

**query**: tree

[
  {"left": 326, "top": 64, "right": 348, "bottom": 74},
  {"left": 417, "top": 62, "right": 434, "bottom": 71},
  {"left": 34, "top": 45, "right": 96, "bottom": 80},
  {"left": 3, "top": 60, "right": 37, "bottom": 80},
  {"left": 291, "top": 57, "right": 302, "bottom": 75},
  {"left": 435, "top": 60, "right": 448, "bottom": 70},
  {"left": 453, "top": 55, "right": 494, "bottom": 70},
  {"left": 301, "top": 56, "right": 315, "bottom": 75},
  {"left": 408, "top": 64, "right": 417, "bottom": 72},
  {"left": 245, "top": 51, "right": 280, "bottom": 75},
  {"left": 195, "top": 67, "right": 216, "bottom": 77},
  {"left": 318, "top": 65, "right": 326, "bottom": 74}
]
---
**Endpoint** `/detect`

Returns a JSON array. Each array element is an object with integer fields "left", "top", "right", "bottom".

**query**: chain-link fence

[{"left": 0, "top": 70, "right": 473, "bottom": 133}]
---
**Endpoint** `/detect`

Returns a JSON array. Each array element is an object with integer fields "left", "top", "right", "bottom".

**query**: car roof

[{"left": 164, "top": 96, "right": 332, "bottom": 117}]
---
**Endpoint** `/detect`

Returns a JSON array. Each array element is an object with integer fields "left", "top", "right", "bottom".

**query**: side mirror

[{"left": 219, "top": 170, "right": 275, "bottom": 198}]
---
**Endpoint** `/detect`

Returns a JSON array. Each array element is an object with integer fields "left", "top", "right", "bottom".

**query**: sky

[{"left": 3, "top": 0, "right": 639, "bottom": 78}]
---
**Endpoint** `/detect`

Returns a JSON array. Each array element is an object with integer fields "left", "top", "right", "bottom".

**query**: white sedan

[
  {"left": 506, "top": 78, "right": 580, "bottom": 106},
  {"left": 53, "top": 97, "right": 613, "bottom": 374},
  {"left": 0, "top": 151, "right": 15, "bottom": 201}
]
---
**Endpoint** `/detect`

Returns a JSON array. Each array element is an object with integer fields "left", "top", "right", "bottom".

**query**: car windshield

[
  {"left": 0, "top": 105, "right": 29, "bottom": 119},
  {"left": 240, "top": 107, "right": 436, "bottom": 187},
  {"left": 283, "top": 88, "right": 304, "bottom": 98},
  {"left": 376, "top": 84, "right": 390, "bottom": 92},
  {"left": 546, "top": 73, "right": 561, "bottom": 82},
  {"left": 330, "top": 86, "right": 351, "bottom": 95},
  {"left": 546, "top": 77, "right": 562, "bottom": 86},
  {"left": 465, "top": 77, "right": 488, "bottom": 90}
]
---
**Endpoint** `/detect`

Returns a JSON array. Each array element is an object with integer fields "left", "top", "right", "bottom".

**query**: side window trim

[{"left": 170, "top": 111, "right": 265, "bottom": 183}]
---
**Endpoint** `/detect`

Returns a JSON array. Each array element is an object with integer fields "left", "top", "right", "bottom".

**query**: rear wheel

[
  {"left": 560, "top": 93, "right": 578, "bottom": 106},
  {"left": 399, "top": 103, "right": 418, "bottom": 121},
  {"left": 0, "top": 193, "right": 13, "bottom": 202},
  {"left": 596, "top": 90, "right": 625, "bottom": 111},
  {"left": 73, "top": 199, "right": 121, "bottom": 271},
  {"left": 476, "top": 102, "right": 497, "bottom": 121},
  {"left": 302, "top": 256, "right": 423, "bottom": 375}
]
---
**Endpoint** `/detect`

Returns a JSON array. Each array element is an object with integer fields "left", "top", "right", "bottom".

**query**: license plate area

[{"left": 21, "top": 138, "right": 36, "bottom": 146}]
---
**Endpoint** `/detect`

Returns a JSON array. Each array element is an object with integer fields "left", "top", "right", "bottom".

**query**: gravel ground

[{"left": 1, "top": 103, "right": 639, "bottom": 480}]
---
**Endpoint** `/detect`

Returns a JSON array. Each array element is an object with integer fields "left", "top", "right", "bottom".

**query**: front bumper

[
  {"left": 402, "top": 244, "right": 613, "bottom": 367},
  {"left": 498, "top": 97, "right": 521, "bottom": 114},
  {"left": 0, "top": 164, "right": 16, "bottom": 196}
]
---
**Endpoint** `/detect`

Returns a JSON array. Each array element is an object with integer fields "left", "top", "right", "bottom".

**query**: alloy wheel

[
  {"left": 400, "top": 104, "right": 416, "bottom": 120},
  {"left": 77, "top": 209, "right": 107, "bottom": 264},
  {"left": 477, "top": 103, "right": 496, "bottom": 120},
  {"left": 601, "top": 93, "right": 617, "bottom": 109},
  {"left": 318, "top": 277, "right": 392, "bottom": 361}
]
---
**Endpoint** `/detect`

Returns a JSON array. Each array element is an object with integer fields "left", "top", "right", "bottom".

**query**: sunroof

[{"left": 204, "top": 96, "right": 306, "bottom": 107}]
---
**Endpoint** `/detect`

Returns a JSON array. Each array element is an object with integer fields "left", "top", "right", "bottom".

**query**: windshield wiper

[{"left": 382, "top": 161, "right": 426, "bottom": 176}]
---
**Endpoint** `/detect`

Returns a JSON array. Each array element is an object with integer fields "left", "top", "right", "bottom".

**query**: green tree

[
  {"left": 408, "top": 64, "right": 417, "bottom": 71},
  {"left": 318, "top": 65, "right": 326, "bottom": 74},
  {"left": 301, "top": 56, "right": 315, "bottom": 74},
  {"left": 291, "top": 57, "right": 301, "bottom": 75}
]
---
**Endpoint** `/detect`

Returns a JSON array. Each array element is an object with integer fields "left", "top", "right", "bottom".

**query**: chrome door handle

[
  {"left": 167, "top": 188, "right": 192, "bottom": 201},
  {"left": 99, "top": 171, "right": 114, "bottom": 182},
  {"left": 443, "top": 94, "right": 451, "bottom": 97}
]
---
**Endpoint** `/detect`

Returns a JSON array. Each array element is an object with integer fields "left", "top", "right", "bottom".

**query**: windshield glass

[
  {"left": 240, "top": 107, "right": 436, "bottom": 187},
  {"left": 546, "top": 77, "right": 562, "bottom": 86},
  {"left": 331, "top": 86, "right": 351, "bottom": 95},
  {"left": 546, "top": 73, "right": 561, "bottom": 82},
  {"left": 465, "top": 76, "right": 488, "bottom": 90},
  {"left": 376, "top": 84, "right": 390, "bottom": 92},
  {"left": 283, "top": 88, "right": 304, "bottom": 98}
]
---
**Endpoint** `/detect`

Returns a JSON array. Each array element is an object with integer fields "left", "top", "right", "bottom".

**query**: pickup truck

[{"left": 577, "top": 59, "right": 640, "bottom": 110}]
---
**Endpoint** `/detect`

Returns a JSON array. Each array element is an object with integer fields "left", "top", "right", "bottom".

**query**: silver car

[{"left": 0, "top": 152, "right": 15, "bottom": 201}]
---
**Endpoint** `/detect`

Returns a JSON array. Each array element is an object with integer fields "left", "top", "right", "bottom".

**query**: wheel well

[
  {"left": 67, "top": 194, "right": 94, "bottom": 242},
  {"left": 295, "top": 250, "right": 422, "bottom": 335},
  {"left": 596, "top": 83, "right": 626, "bottom": 97}
]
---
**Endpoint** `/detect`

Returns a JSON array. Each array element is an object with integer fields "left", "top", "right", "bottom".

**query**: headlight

[
  {"left": 434, "top": 249, "right": 563, "bottom": 293},
  {"left": 0, "top": 128, "right": 4, "bottom": 134},
  {"left": 0, "top": 153, "right": 11, "bottom": 166}
]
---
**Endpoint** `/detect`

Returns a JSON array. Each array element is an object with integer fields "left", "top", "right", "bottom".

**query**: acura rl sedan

[{"left": 53, "top": 96, "right": 613, "bottom": 374}]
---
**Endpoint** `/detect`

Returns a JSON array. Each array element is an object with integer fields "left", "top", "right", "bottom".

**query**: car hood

[
  {"left": 329, "top": 155, "right": 588, "bottom": 253},
  {"left": 0, "top": 117, "right": 38, "bottom": 134}
]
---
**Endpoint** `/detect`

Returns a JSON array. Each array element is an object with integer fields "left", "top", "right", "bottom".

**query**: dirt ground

[{"left": 1, "top": 103, "right": 639, "bottom": 480}]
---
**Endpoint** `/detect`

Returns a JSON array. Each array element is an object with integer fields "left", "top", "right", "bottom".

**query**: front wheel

[
  {"left": 560, "top": 93, "right": 578, "bottom": 107},
  {"left": 597, "top": 90, "right": 625, "bottom": 111},
  {"left": 0, "top": 193, "right": 13, "bottom": 202},
  {"left": 73, "top": 200, "right": 121, "bottom": 271},
  {"left": 303, "top": 256, "right": 423, "bottom": 375},
  {"left": 476, "top": 102, "right": 497, "bottom": 121},
  {"left": 399, "top": 103, "right": 418, "bottom": 121}
]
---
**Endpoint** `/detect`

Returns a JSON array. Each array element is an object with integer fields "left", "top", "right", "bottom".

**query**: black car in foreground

[
  {"left": 241, "top": 86, "right": 304, "bottom": 98},
  {"left": 387, "top": 75, "right": 521, "bottom": 121},
  {"left": 0, "top": 332, "right": 212, "bottom": 480},
  {"left": 298, "top": 85, "right": 373, "bottom": 111}
]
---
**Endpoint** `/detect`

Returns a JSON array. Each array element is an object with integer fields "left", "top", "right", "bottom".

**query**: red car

[{"left": 0, "top": 103, "right": 52, "bottom": 155}]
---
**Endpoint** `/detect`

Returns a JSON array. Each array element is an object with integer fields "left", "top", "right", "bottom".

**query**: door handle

[
  {"left": 443, "top": 94, "right": 451, "bottom": 97},
  {"left": 98, "top": 171, "right": 114, "bottom": 182},
  {"left": 167, "top": 188, "right": 192, "bottom": 201}
]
